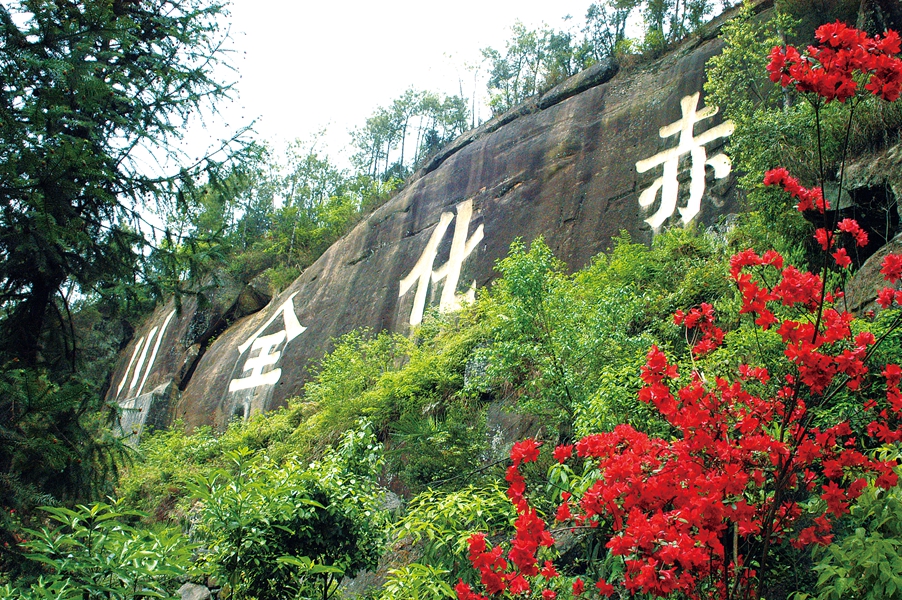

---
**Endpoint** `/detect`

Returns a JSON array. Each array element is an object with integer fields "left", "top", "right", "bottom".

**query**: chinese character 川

[
  {"left": 399, "top": 198, "right": 484, "bottom": 326},
  {"left": 116, "top": 309, "right": 176, "bottom": 400},
  {"left": 635, "top": 92, "right": 735, "bottom": 229}
]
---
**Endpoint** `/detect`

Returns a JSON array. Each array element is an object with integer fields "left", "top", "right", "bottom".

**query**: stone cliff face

[{"left": 108, "top": 33, "right": 744, "bottom": 433}]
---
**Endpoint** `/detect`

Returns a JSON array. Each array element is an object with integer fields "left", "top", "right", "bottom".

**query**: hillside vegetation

[{"left": 3, "top": 0, "right": 902, "bottom": 599}]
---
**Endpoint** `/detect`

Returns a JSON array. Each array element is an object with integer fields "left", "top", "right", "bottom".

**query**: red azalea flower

[
  {"left": 837, "top": 218, "right": 869, "bottom": 247},
  {"left": 510, "top": 439, "right": 540, "bottom": 466},
  {"left": 540, "top": 560, "right": 558, "bottom": 579},
  {"left": 814, "top": 228, "right": 834, "bottom": 250},
  {"left": 572, "top": 578, "right": 585, "bottom": 595},
  {"left": 552, "top": 444, "right": 573, "bottom": 463},
  {"left": 596, "top": 578, "right": 616, "bottom": 597},
  {"left": 832, "top": 248, "right": 852, "bottom": 268},
  {"left": 881, "top": 253, "right": 902, "bottom": 283}
]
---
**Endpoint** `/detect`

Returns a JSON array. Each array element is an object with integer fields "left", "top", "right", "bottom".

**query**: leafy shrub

[
  {"left": 809, "top": 465, "right": 902, "bottom": 600},
  {"left": 388, "top": 402, "right": 489, "bottom": 492},
  {"left": 474, "top": 230, "right": 733, "bottom": 441},
  {"left": 379, "top": 563, "right": 456, "bottom": 600},
  {"left": 5, "top": 501, "right": 191, "bottom": 599},
  {"left": 189, "top": 424, "right": 388, "bottom": 600},
  {"left": 392, "top": 483, "right": 515, "bottom": 582},
  {"left": 0, "top": 368, "right": 128, "bottom": 574}
]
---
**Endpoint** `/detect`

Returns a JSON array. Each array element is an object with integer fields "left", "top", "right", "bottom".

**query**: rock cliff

[{"left": 108, "top": 33, "right": 744, "bottom": 433}]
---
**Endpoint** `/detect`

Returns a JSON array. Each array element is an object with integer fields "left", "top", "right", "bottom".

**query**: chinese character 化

[{"left": 399, "top": 198, "right": 484, "bottom": 326}]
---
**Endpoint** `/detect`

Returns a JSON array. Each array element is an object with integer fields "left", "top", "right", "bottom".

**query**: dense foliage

[
  {"left": 479, "top": 0, "right": 732, "bottom": 115},
  {"left": 0, "top": 0, "right": 243, "bottom": 571},
  {"left": 4, "top": 501, "right": 192, "bottom": 600},
  {"left": 4, "top": 3, "right": 902, "bottom": 600},
  {"left": 188, "top": 427, "right": 386, "bottom": 600},
  {"left": 455, "top": 18, "right": 902, "bottom": 600},
  {"left": 167, "top": 140, "right": 402, "bottom": 292},
  {"left": 350, "top": 89, "right": 470, "bottom": 182},
  {"left": 0, "top": 0, "right": 241, "bottom": 368}
]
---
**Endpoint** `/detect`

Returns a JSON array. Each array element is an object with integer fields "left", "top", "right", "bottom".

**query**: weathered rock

[
  {"left": 105, "top": 273, "right": 271, "bottom": 436},
  {"left": 178, "top": 582, "right": 212, "bottom": 600},
  {"left": 857, "top": 0, "right": 902, "bottom": 35},
  {"left": 838, "top": 141, "right": 902, "bottom": 270},
  {"left": 485, "top": 399, "right": 544, "bottom": 462},
  {"left": 837, "top": 143, "right": 902, "bottom": 314},
  {"left": 846, "top": 233, "right": 902, "bottom": 314},
  {"left": 112, "top": 30, "right": 747, "bottom": 431},
  {"left": 116, "top": 380, "right": 177, "bottom": 439},
  {"left": 339, "top": 570, "right": 385, "bottom": 600},
  {"left": 171, "top": 37, "right": 741, "bottom": 429},
  {"left": 843, "top": 142, "right": 902, "bottom": 215}
]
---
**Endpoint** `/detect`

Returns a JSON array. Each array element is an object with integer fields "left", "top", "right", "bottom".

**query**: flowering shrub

[
  {"left": 456, "top": 22, "right": 902, "bottom": 600},
  {"left": 767, "top": 21, "right": 901, "bottom": 102}
]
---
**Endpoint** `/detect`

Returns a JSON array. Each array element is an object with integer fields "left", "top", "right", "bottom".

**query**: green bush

[
  {"left": 282, "top": 315, "right": 489, "bottom": 491},
  {"left": 392, "top": 483, "right": 515, "bottom": 581},
  {"left": 379, "top": 563, "right": 456, "bottom": 600},
  {"left": 473, "top": 230, "right": 734, "bottom": 441},
  {"left": 5, "top": 501, "right": 191, "bottom": 599},
  {"left": 189, "top": 424, "right": 388, "bottom": 600},
  {"left": 807, "top": 465, "right": 902, "bottom": 600}
]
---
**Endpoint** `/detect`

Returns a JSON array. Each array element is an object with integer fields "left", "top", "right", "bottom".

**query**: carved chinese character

[
  {"left": 399, "top": 198, "right": 484, "bottom": 326},
  {"left": 635, "top": 92, "right": 735, "bottom": 229},
  {"left": 228, "top": 292, "right": 306, "bottom": 392},
  {"left": 115, "top": 309, "right": 176, "bottom": 400}
]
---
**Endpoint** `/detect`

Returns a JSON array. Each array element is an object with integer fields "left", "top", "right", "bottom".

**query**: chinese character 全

[{"left": 228, "top": 292, "right": 305, "bottom": 392}]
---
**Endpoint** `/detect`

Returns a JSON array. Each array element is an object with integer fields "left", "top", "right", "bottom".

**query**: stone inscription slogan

[
  {"left": 635, "top": 92, "right": 735, "bottom": 229},
  {"left": 399, "top": 198, "right": 484, "bottom": 326},
  {"left": 228, "top": 292, "right": 306, "bottom": 393},
  {"left": 218, "top": 91, "right": 733, "bottom": 409},
  {"left": 115, "top": 309, "right": 176, "bottom": 401}
]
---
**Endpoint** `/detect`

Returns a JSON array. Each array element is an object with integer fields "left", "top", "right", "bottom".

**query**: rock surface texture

[
  {"left": 106, "top": 274, "right": 271, "bottom": 436},
  {"left": 110, "top": 34, "right": 745, "bottom": 431}
]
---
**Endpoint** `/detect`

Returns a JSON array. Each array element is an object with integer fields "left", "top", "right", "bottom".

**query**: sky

[{"left": 181, "top": 0, "right": 596, "bottom": 168}]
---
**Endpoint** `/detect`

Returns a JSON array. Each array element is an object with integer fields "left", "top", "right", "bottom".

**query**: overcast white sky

[{"left": 181, "top": 0, "right": 596, "bottom": 168}]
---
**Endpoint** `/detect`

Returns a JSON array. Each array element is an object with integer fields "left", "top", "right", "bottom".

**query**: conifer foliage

[
  {"left": 0, "top": 0, "right": 238, "bottom": 367},
  {"left": 0, "top": 0, "right": 238, "bottom": 569}
]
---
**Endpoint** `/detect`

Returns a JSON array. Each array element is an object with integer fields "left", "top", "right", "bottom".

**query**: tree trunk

[
  {"left": 399, "top": 117, "right": 408, "bottom": 171},
  {"left": 1, "top": 276, "right": 59, "bottom": 367}
]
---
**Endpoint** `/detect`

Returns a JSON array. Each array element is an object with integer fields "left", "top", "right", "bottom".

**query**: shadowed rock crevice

[{"left": 176, "top": 282, "right": 273, "bottom": 393}]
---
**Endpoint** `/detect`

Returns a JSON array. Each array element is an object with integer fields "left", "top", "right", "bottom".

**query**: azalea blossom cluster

[
  {"left": 459, "top": 248, "right": 902, "bottom": 598},
  {"left": 763, "top": 167, "right": 872, "bottom": 269},
  {"left": 455, "top": 439, "right": 559, "bottom": 600},
  {"left": 673, "top": 302, "right": 724, "bottom": 356},
  {"left": 767, "top": 21, "right": 902, "bottom": 101},
  {"left": 762, "top": 167, "right": 828, "bottom": 214},
  {"left": 456, "top": 20, "right": 902, "bottom": 600}
]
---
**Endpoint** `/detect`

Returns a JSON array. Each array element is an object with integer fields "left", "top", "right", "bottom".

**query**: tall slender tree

[{"left": 0, "top": 0, "right": 243, "bottom": 368}]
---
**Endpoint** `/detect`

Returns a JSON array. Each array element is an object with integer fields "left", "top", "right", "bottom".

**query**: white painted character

[
  {"left": 228, "top": 292, "right": 306, "bottom": 392},
  {"left": 115, "top": 309, "right": 176, "bottom": 400},
  {"left": 635, "top": 92, "right": 735, "bottom": 229},
  {"left": 399, "top": 198, "right": 484, "bottom": 326}
]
